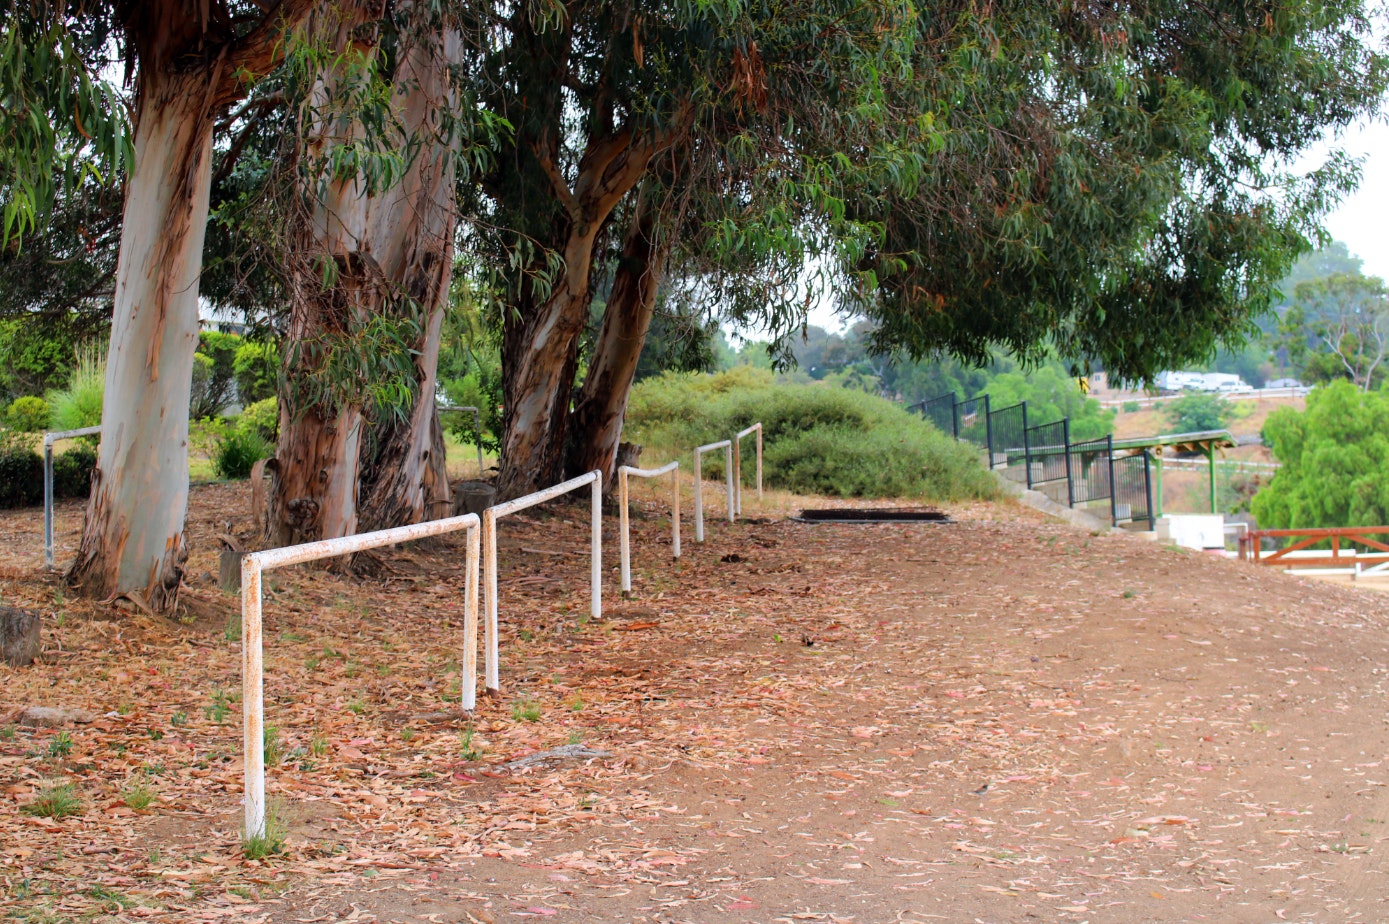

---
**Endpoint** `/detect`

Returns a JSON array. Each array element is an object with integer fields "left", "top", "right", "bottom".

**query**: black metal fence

[
  {"left": 1024, "top": 419, "right": 1069, "bottom": 490},
  {"left": 987, "top": 402, "right": 1028, "bottom": 478},
  {"left": 1068, "top": 436, "right": 1113, "bottom": 505},
  {"left": 913, "top": 392, "right": 958, "bottom": 437},
  {"left": 955, "top": 394, "right": 991, "bottom": 448},
  {"left": 902, "top": 391, "right": 1153, "bottom": 530},
  {"left": 1110, "top": 452, "right": 1154, "bottom": 529}
]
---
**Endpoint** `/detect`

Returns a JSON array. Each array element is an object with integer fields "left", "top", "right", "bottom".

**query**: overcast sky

[{"left": 1306, "top": 114, "right": 1389, "bottom": 279}]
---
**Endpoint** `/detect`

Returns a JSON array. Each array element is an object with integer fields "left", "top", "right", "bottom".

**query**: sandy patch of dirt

[{"left": 1, "top": 482, "right": 1387, "bottom": 922}]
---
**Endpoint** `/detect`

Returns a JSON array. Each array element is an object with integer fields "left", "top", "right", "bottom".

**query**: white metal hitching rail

[
  {"left": 618, "top": 462, "right": 680, "bottom": 592},
  {"left": 437, "top": 404, "right": 484, "bottom": 476},
  {"left": 43, "top": 425, "right": 101, "bottom": 568},
  {"left": 692, "top": 440, "right": 734, "bottom": 542},
  {"left": 240, "top": 512, "right": 481, "bottom": 841},
  {"left": 482, "top": 471, "right": 601, "bottom": 693},
  {"left": 732, "top": 422, "right": 763, "bottom": 516}
]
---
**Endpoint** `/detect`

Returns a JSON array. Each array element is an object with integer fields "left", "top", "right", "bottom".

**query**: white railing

[
  {"left": 618, "top": 462, "right": 680, "bottom": 592},
  {"left": 733, "top": 422, "right": 763, "bottom": 516},
  {"left": 692, "top": 440, "right": 734, "bottom": 541},
  {"left": 438, "top": 404, "right": 484, "bottom": 476},
  {"left": 240, "top": 511, "right": 481, "bottom": 841},
  {"left": 43, "top": 425, "right": 101, "bottom": 568},
  {"left": 482, "top": 471, "right": 601, "bottom": 694}
]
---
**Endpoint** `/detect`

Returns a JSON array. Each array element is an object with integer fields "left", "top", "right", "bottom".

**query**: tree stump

[
  {"left": 616, "top": 442, "right": 643, "bottom": 470},
  {"left": 0, "top": 606, "right": 40, "bottom": 667},
  {"left": 452, "top": 481, "right": 497, "bottom": 517}
]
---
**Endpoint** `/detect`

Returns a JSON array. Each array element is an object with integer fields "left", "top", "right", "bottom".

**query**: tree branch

[{"left": 532, "top": 139, "right": 582, "bottom": 223}]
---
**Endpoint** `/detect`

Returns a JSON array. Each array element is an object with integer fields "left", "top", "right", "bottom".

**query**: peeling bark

[
  {"left": 65, "top": 0, "right": 317, "bottom": 613},
  {"left": 567, "top": 195, "right": 665, "bottom": 485},
  {"left": 357, "top": 26, "right": 459, "bottom": 532},
  {"left": 269, "top": 4, "right": 381, "bottom": 546}
]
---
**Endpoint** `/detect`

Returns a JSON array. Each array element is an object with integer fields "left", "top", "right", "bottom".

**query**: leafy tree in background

[
  {"left": 1252, "top": 380, "right": 1389, "bottom": 528},
  {"left": 1291, "top": 272, "right": 1389, "bottom": 391},
  {"left": 1164, "top": 394, "right": 1234, "bottom": 433},
  {"left": 232, "top": 340, "right": 281, "bottom": 406},
  {"left": 189, "top": 332, "right": 240, "bottom": 420}
]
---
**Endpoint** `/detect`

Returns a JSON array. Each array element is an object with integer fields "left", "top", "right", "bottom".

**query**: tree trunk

[
  {"left": 67, "top": 69, "right": 214, "bottom": 610},
  {"left": 269, "top": 5, "right": 379, "bottom": 546},
  {"left": 357, "top": 25, "right": 458, "bottom": 531},
  {"left": 495, "top": 131, "right": 661, "bottom": 500},
  {"left": 567, "top": 196, "right": 665, "bottom": 484},
  {"left": 496, "top": 241, "right": 598, "bottom": 500}
]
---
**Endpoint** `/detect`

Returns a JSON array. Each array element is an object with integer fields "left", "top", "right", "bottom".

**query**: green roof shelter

[{"left": 1110, "top": 430, "right": 1237, "bottom": 516}]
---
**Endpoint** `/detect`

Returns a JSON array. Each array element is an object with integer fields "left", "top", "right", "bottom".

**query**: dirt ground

[{"left": 3, "top": 480, "right": 1388, "bottom": 923}]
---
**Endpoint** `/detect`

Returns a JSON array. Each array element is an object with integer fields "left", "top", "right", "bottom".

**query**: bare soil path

[{"left": 2, "top": 484, "right": 1387, "bottom": 923}]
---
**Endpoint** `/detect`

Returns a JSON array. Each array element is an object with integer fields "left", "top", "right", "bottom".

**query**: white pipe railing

[
  {"left": 692, "top": 440, "right": 734, "bottom": 541},
  {"left": 482, "top": 471, "right": 601, "bottom": 693},
  {"left": 43, "top": 425, "right": 101, "bottom": 568},
  {"left": 618, "top": 461, "right": 680, "bottom": 593},
  {"left": 733, "top": 422, "right": 763, "bottom": 516},
  {"left": 438, "top": 404, "right": 484, "bottom": 476},
  {"left": 240, "top": 511, "right": 481, "bottom": 841}
]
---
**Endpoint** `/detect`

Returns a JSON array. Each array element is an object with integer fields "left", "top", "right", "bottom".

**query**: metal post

[
  {"left": 462, "top": 520, "right": 480, "bottom": 711},
  {"left": 1145, "top": 450, "right": 1155, "bottom": 531},
  {"left": 1207, "top": 443, "right": 1217, "bottom": 513},
  {"left": 43, "top": 442, "right": 53, "bottom": 569},
  {"left": 732, "top": 438, "right": 741, "bottom": 516},
  {"left": 1153, "top": 452, "right": 1164, "bottom": 519},
  {"left": 483, "top": 510, "right": 499, "bottom": 691},
  {"left": 982, "top": 395, "right": 992, "bottom": 462},
  {"left": 755, "top": 426, "right": 763, "bottom": 499},
  {"left": 591, "top": 472, "right": 602, "bottom": 621},
  {"left": 241, "top": 556, "right": 265, "bottom": 841},
  {"left": 1107, "top": 438, "right": 1118, "bottom": 527},
  {"left": 619, "top": 467, "right": 631, "bottom": 592},
  {"left": 724, "top": 443, "right": 735, "bottom": 523},
  {"left": 952, "top": 400, "right": 960, "bottom": 439},
  {"left": 1020, "top": 403, "right": 1030, "bottom": 484},
  {"left": 693, "top": 449, "right": 704, "bottom": 542},
  {"left": 1063, "top": 419, "right": 1074, "bottom": 508},
  {"left": 672, "top": 466, "right": 681, "bottom": 557}
]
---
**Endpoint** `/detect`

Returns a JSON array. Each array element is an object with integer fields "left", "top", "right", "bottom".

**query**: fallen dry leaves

[{"left": 0, "top": 482, "right": 1387, "bottom": 922}]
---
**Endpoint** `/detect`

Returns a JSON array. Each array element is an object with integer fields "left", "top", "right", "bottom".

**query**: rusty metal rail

[
  {"left": 240, "top": 511, "right": 481, "bottom": 842},
  {"left": 618, "top": 461, "right": 680, "bottom": 592},
  {"left": 1240, "top": 526, "right": 1389, "bottom": 570}
]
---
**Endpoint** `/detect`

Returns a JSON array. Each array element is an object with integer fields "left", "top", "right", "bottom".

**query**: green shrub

[
  {"left": 236, "top": 396, "right": 279, "bottom": 442},
  {"left": 1121, "top": 400, "right": 1142, "bottom": 414},
  {"left": 1164, "top": 393, "right": 1232, "bottom": 432},
  {"left": 5, "top": 395, "right": 50, "bottom": 432},
  {"left": 214, "top": 428, "right": 271, "bottom": 480},
  {"left": 233, "top": 340, "right": 280, "bottom": 405},
  {"left": 52, "top": 443, "right": 97, "bottom": 498},
  {"left": 47, "top": 346, "right": 104, "bottom": 431},
  {"left": 625, "top": 370, "right": 998, "bottom": 501},
  {"left": 0, "top": 432, "right": 42, "bottom": 508}
]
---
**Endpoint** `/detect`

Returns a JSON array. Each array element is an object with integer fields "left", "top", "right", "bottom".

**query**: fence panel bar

[
  {"left": 241, "top": 510, "right": 482, "bottom": 842},
  {"left": 734, "top": 423, "right": 763, "bottom": 515},
  {"left": 618, "top": 461, "right": 680, "bottom": 593},
  {"left": 42, "top": 425, "right": 102, "bottom": 568},
  {"left": 482, "top": 472, "right": 602, "bottom": 693},
  {"left": 693, "top": 440, "right": 733, "bottom": 540}
]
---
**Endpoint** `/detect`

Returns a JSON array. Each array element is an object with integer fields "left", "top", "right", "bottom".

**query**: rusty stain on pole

[
  {"left": 239, "top": 511, "right": 481, "bottom": 842},
  {"left": 618, "top": 461, "right": 680, "bottom": 592}
]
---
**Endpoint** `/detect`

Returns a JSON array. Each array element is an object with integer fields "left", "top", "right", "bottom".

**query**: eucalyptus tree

[
  {"left": 463, "top": 0, "right": 917, "bottom": 498},
  {"left": 849, "top": 1, "right": 1388, "bottom": 384},
  {"left": 268, "top": 1, "right": 501, "bottom": 544},
  {"left": 3, "top": 2, "right": 316, "bottom": 612}
]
